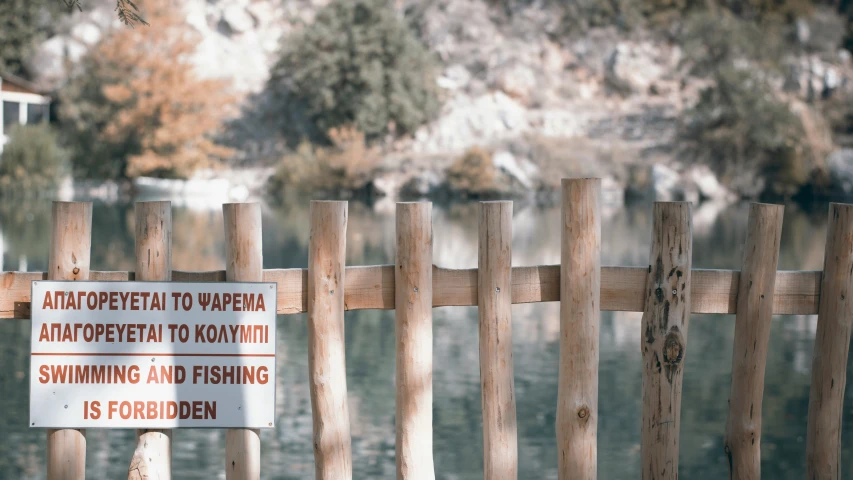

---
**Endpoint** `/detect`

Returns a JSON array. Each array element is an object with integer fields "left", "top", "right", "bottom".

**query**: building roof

[{"left": 0, "top": 71, "right": 48, "bottom": 96}]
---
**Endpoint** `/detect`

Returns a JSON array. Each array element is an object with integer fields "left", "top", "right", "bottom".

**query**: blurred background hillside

[{"left": 4, "top": 0, "right": 853, "bottom": 204}]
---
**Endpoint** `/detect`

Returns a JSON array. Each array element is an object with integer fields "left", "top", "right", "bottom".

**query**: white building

[{"left": 0, "top": 73, "right": 52, "bottom": 153}]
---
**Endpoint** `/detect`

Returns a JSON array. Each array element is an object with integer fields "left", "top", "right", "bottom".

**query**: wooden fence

[{"left": 4, "top": 177, "right": 853, "bottom": 480}]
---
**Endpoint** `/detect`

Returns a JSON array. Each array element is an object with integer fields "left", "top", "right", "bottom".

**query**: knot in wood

[
  {"left": 577, "top": 405, "right": 590, "bottom": 420},
  {"left": 72, "top": 267, "right": 80, "bottom": 275},
  {"left": 663, "top": 331, "right": 684, "bottom": 366}
]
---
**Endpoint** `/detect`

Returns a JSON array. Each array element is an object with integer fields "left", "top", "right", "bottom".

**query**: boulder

[
  {"left": 492, "top": 150, "right": 535, "bottom": 190},
  {"left": 685, "top": 164, "right": 734, "bottom": 202},
  {"left": 220, "top": 5, "right": 256, "bottom": 35},
  {"left": 370, "top": 171, "right": 404, "bottom": 200},
  {"left": 70, "top": 22, "right": 102, "bottom": 46},
  {"left": 437, "top": 64, "right": 472, "bottom": 91},
  {"left": 399, "top": 170, "right": 443, "bottom": 198},
  {"left": 827, "top": 149, "right": 853, "bottom": 195},
  {"left": 410, "top": 92, "right": 532, "bottom": 154},
  {"left": 604, "top": 42, "right": 674, "bottom": 95},
  {"left": 491, "top": 62, "right": 537, "bottom": 104}
]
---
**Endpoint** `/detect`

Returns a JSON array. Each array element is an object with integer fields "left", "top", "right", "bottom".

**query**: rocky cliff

[{"left": 26, "top": 0, "right": 853, "bottom": 201}]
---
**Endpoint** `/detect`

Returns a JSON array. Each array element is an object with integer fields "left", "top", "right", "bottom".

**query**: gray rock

[
  {"left": 828, "top": 149, "right": 853, "bottom": 194},
  {"left": 604, "top": 42, "right": 675, "bottom": 95},
  {"left": 221, "top": 5, "right": 256, "bottom": 35},
  {"left": 399, "top": 170, "right": 443, "bottom": 198},
  {"left": 491, "top": 62, "right": 537, "bottom": 104},
  {"left": 70, "top": 22, "right": 102, "bottom": 46},
  {"left": 685, "top": 165, "right": 734, "bottom": 202},
  {"left": 437, "top": 64, "right": 472, "bottom": 91},
  {"left": 371, "top": 172, "right": 404, "bottom": 200},
  {"left": 492, "top": 150, "right": 535, "bottom": 189}
]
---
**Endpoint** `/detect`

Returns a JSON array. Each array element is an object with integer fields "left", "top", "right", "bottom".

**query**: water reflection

[{"left": 0, "top": 197, "right": 850, "bottom": 479}]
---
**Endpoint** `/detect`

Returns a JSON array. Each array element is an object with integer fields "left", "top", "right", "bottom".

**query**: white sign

[{"left": 30, "top": 281, "right": 277, "bottom": 429}]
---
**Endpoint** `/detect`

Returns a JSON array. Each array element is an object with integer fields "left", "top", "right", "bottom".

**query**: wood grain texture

[
  {"left": 47, "top": 201, "right": 91, "bottom": 480},
  {"left": 0, "top": 267, "right": 823, "bottom": 318},
  {"left": 718, "top": 204, "right": 784, "bottom": 477},
  {"left": 223, "top": 203, "right": 263, "bottom": 480},
  {"left": 308, "top": 201, "right": 352, "bottom": 480},
  {"left": 723, "top": 204, "right": 783, "bottom": 480},
  {"left": 557, "top": 179, "right": 600, "bottom": 480},
  {"left": 478, "top": 201, "right": 517, "bottom": 480},
  {"left": 806, "top": 203, "right": 853, "bottom": 480},
  {"left": 395, "top": 203, "right": 435, "bottom": 480},
  {"left": 134, "top": 201, "right": 172, "bottom": 282},
  {"left": 641, "top": 202, "right": 692, "bottom": 480},
  {"left": 129, "top": 202, "right": 173, "bottom": 480}
]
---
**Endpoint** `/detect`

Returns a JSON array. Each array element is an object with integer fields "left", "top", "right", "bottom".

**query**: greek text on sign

[{"left": 30, "top": 281, "right": 277, "bottom": 429}]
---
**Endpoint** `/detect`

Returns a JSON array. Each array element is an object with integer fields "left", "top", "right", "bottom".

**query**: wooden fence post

[
  {"left": 308, "top": 201, "right": 352, "bottom": 480},
  {"left": 641, "top": 202, "right": 692, "bottom": 480},
  {"left": 806, "top": 202, "right": 853, "bottom": 479},
  {"left": 557, "top": 178, "right": 600, "bottom": 480},
  {"left": 478, "top": 201, "right": 517, "bottom": 480},
  {"left": 395, "top": 202, "right": 435, "bottom": 480},
  {"left": 723, "top": 203, "right": 784, "bottom": 480},
  {"left": 223, "top": 203, "right": 263, "bottom": 480},
  {"left": 129, "top": 201, "right": 173, "bottom": 480},
  {"left": 46, "top": 201, "right": 92, "bottom": 480}
]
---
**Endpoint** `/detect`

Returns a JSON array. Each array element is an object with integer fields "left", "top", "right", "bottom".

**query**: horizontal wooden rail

[{"left": 0, "top": 266, "right": 822, "bottom": 319}]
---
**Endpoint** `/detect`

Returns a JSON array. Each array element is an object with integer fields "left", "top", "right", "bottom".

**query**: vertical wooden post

[
  {"left": 557, "top": 179, "right": 600, "bottom": 480},
  {"left": 641, "top": 202, "right": 692, "bottom": 480},
  {"left": 806, "top": 202, "right": 853, "bottom": 480},
  {"left": 47, "top": 201, "right": 92, "bottom": 480},
  {"left": 723, "top": 203, "right": 784, "bottom": 480},
  {"left": 129, "top": 201, "right": 173, "bottom": 480},
  {"left": 395, "top": 202, "right": 435, "bottom": 480},
  {"left": 223, "top": 203, "right": 263, "bottom": 480},
  {"left": 308, "top": 201, "right": 352, "bottom": 480},
  {"left": 478, "top": 201, "right": 517, "bottom": 480}
]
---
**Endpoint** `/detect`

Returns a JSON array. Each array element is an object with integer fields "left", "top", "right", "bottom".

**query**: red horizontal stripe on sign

[{"left": 31, "top": 353, "right": 275, "bottom": 357}]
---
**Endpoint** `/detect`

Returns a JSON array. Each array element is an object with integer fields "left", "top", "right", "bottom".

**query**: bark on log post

[
  {"left": 308, "top": 201, "right": 352, "bottom": 480},
  {"left": 46, "top": 201, "right": 92, "bottom": 480},
  {"left": 223, "top": 203, "right": 263, "bottom": 480},
  {"left": 478, "top": 201, "right": 517, "bottom": 480},
  {"left": 723, "top": 203, "right": 784, "bottom": 480},
  {"left": 129, "top": 201, "right": 173, "bottom": 480},
  {"left": 395, "top": 203, "right": 435, "bottom": 480},
  {"left": 806, "top": 202, "right": 853, "bottom": 480},
  {"left": 557, "top": 178, "right": 600, "bottom": 480},
  {"left": 641, "top": 202, "right": 692, "bottom": 480}
]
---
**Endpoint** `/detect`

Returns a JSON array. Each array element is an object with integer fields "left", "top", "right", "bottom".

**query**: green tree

[
  {"left": 269, "top": 0, "right": 440, "bottom": 143},
  {"left": 0, "top": 0, "right": 68, "bottom": 77}
]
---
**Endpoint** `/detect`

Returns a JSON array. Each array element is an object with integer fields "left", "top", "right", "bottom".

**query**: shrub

[
  {"left": 269, "top": 0, "right": 441, "bottom": 143},
  {"left": 59, "top": 0, "right": 235, "bottom": 180},
  {"left": 678, "top": 12, "right": 810, "bottom": 196},
  {"left": 0, "top": 123, "right": 67, "bottom": 190},
  {"left": 445, "top": 147, "right": 501, "bottom": 197},
  {"left": 269, "top": 127, "right": 380, "bottom": 195}
]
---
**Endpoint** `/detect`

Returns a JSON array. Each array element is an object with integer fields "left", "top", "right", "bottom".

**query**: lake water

[{"left": 0, "top": 196, "right": 851, "bottom": 479}]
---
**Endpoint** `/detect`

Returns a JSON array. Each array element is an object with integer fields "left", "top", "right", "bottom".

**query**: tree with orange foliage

[{"left": 59, "top": 0, "right": 235, "bottom": 179}]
